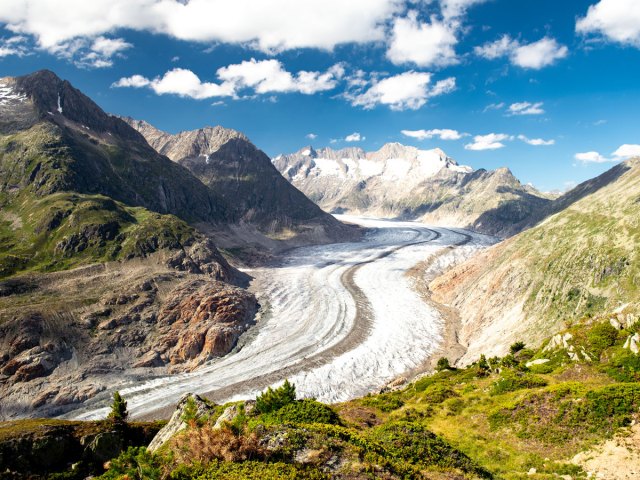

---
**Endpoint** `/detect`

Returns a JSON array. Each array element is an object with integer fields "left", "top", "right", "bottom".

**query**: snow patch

[
  {"left": 313, "top": 158, "right": 343, "bottom": 177},
  {"left": 0, "top": 82, "right": 27, "bottom": 106},
  {"left": 57, "top": 93, "right": 63, "bottom": 114},
  {"left": 382, "top": 158, "right": 411, "bottom": 179},
  {"left": 358, "top": 159, "right": 384, "bottom": 178},
  {"left": 301, "top": 149, "right": 311, "bottom": 156}
]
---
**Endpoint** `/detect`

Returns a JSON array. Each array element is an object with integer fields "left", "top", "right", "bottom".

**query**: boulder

[
  {"left": 525, "top": 358, "right": 550, "bottom": 368},
  {"left": 83, "top": 431, "right": 124, "bottom": 463},
  {"left": 147, "top": 393, "right": 214, "bottom": 452},
  {"left": 623, "top": 333, "right": 640, "bottom": 354}
]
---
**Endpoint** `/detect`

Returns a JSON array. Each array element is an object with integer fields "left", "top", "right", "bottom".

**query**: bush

[
  {"left": 273, "top": 399, "right": 342, "bottom": 425},
  {"left": 421, "top": 384, "right": 458, "bottom": 404},
  {"left": 489, "top": 372, "right": 547, "bottom": 396},
  {"left": 176, "top": 459, "right": 327, "bottom": 480},
  {"left": 436, "top": 357, "right": 451, "bottom": 371},
  {"left": 587, "top": 322, "right": 619, "bottom": 358},
  {"left": 371, "top": 422, "right": 491, "bottom": 478},
  {"left": 361, "top": 392, "right": 404, "bottom": 412},
  {"left": 99, "top": 447, "right": 161, "bottom": 480},
  {"left": 256, "top": 380, "right": 296, "bottom": 414},
  {"left": 181, "top": 396, "right": 200, "bottom": 427},
  {"left": 171, "top": 425, "right": 265, "bottom": 465},
  {"left": 500, "top": 354, "right": 519, "bottom": 368},
  {"left": 510, "top": 341, "right": 526, "bottom": 354},
  {"left": 476, "top": 354, "right": 490, "bottom": 377},
  {"left": 604, "top": 350, "right": 640, "bottom": 382}
]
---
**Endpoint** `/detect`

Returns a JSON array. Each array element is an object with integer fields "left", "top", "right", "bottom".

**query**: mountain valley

[{"left": 0, "top": 69, "right": 639, "bottom": 480}]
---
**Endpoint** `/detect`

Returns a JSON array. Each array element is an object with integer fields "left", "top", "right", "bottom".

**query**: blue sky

[{"left": 1, "top": 0, "right": 639, "bottom": 191}]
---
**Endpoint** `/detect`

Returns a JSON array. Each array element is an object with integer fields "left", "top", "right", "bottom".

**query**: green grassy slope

[{"left": 432, "top": 158, "right": 640, "bottom": 358}]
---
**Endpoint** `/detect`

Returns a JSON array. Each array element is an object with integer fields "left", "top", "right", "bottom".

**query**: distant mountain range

[{"left": 274, "top": 145, "right": 554, "bottom": 237}]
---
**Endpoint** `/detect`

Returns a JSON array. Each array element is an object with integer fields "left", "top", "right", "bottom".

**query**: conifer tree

[{"left": 108, "top": 391, "right": 129, "bottom": 424}]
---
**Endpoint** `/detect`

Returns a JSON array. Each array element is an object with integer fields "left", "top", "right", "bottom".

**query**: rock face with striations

[{"left": 274, "top": 144, "right": 553, "bottom": 237}]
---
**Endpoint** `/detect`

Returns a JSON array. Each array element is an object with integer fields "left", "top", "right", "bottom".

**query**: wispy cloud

[
  {"left": 401, "top": 129, "right": 466, "bottom": 140},
  {"left": 518, "top": 135, "right": 554, "bottom": 146},
  {"left": 475, "top": 35, "right": 568, "bottom": 69},
  {"left": 509, "top": 102, "right": 545, "bottom": 116}
]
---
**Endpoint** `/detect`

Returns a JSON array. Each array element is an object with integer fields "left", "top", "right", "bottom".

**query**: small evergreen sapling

[
  {"left": 108, "top": 391, "right": 129, "bottom": 425},
  {"left": 436, "top": 357, "right": 452, "bottom": 371}
]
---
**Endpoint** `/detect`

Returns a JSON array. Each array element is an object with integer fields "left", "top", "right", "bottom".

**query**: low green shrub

[
  {"left": 587, "top": 322, "right": 620, "bottom": 358},
  {"left": 603, "top": 350, "right": 640, "bottom": 382},
  {"left": 360, "top": 392, "right": 404, "bottom": 412},
  {"left": 173, "top": 459, "right": 328, "bottom": 480},
  {"left": 371, "top": 421, "right": 492, "bottom": 478},
  {"left": 489, "top": 372, "right": 547, "bottom": 396},
  {"left": 98, "top": 447, "right": 162, "bottom": 480},
  {"left": 255, "top": 380, "right": 296, "bottom": 414},
  {"left": 272, "top": 399, "right": 341, "bottom": 425}
]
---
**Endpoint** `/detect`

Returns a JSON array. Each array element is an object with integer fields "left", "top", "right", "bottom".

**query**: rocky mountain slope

[
  {"left": 274, "top": 144, "right": 552, "bottom": 237},
  {"left": 430, "top": 158, "right": 640, "bottom": 364},
  {"left": 0, "top": 71, "right": 260, "bottom": 418},
  {"left": 123, "top": 118, "right": 357, "bottom": 245}
]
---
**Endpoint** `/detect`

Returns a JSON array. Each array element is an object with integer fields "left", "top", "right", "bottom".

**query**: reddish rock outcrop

[{"left": 155, "top": 280, "right": 258, "bottom": 369}]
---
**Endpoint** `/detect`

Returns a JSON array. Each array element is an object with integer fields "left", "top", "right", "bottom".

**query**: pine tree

[{"left": 108, "top": 391, "right": 129, "bottom": 424}]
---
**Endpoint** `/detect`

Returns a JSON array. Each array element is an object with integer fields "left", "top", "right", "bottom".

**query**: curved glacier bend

[{"left": 69, "top": 216, "right": 493, "bottom": 420}]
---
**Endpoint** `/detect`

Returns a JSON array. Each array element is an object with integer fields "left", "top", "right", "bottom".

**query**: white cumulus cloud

[
  {"left": 113, "top": 68, "right": 235, "bottom": 99},
  {"left": 440, "top": 0, "right": 489, "bottom": 19},
  {"left": 347, "top": 72, "right": 456, "bottom": 111},
  {"left": 386, "top": 11, "right": 458, "bottom": 67},
  {"left": 113, "top": 60, "right": 342, "bottom": 99},
  {"left": 576, "top": 0, "right": 640, "bottom": 47},
  {"left": 508, "top": 102, "right": 545, "bottom": 116},
  {"left": 91, "top": 36, "right": 132, "bottom": 57},
  {"left": 0, "top": 0, "right": 401, "bottom": 53},
  {"left": 475, "top": 35, "right": 568, "bottom": 69},
  {"left": 217, "top": 58, "right": 341, "bottom": 94},
  {"left": 575, "top": 151, "right": 611, "bottom": 163},
  {"left": 518, "top": 135, "right": 555, "bottom": 146},
  {"left": 306, "top": 133, "right": 318, "bottom": 140},
  {"left": 465, "top": 133, "right": 511, "bottom": 151},
  {"left": 575, "top": 143, "right": 640, "bottom": 163},
  {"left": 612, "top": 144, "right": 640, "bottom": 158},
  {"left": 401, "top": 128, "right": 465, "bottom": 140}
]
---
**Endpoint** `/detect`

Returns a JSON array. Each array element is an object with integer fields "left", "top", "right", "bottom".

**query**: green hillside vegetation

[
  {"left": 58, "top": 314, "right": 638, "bottom": 480},
  {"left": 0, "top": 70, "right": 240, "bottom": 279},
  {"left": 496, "top": 159, "right": 640, "bottom": 326},
  {"left": 0, "top": 191, "right": 198, "bottom": 278}
]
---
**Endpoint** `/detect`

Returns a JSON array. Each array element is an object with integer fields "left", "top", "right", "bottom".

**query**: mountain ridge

[
  {"left": 274, "top": 144, "right": 551, "bottom": 237},
  {"left": 123, "top": 116, "right": 359, "bottom": 244}
]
